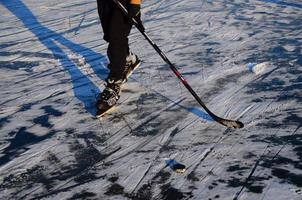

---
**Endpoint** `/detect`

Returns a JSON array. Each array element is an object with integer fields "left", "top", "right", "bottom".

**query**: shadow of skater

[{"left": 1, "top": 0, "right": 108, "bottom": 115}]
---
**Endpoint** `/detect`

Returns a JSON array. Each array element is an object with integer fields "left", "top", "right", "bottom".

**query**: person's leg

[
  {"left": 96, "top": 0, "right": 112, "bottom": 42},
  {"left": 95, "top": 0, "right": 141, "bottom": 117},
  {"left": 97, "top": 0, "right": 132, "bottom": 82},
  {"left": 107, "top": 2, "right": 132, "bottom": 81}
]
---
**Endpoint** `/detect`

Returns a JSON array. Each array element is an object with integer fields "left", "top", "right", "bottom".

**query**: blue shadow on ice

[
  {"left": 1, "top": 0, "right": 108, "bottom": 115},
  {"left": 186, "top": 107, "right": 214, "bottom": 121},
  {"left": 257, "top": 0, "right": 302, "bottom": 9},
  {"left": 146, "top": 88, "right": 215, "bottom": 121},
  {"left": 162, "top": 95, "right": 214, "bottom": 122},
  {"left": 152, "top": 90, "right": 214, "bottom": 122}
]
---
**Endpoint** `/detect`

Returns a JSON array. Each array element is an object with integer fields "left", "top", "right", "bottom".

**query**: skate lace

[
  {"left": 100, "top": 84, "right": 121, "bottom": 106},
  {"left": 124, "top": 53, "right": 137, "bottom": 73},
  {"left": 123, "top": 60, "right": 133, "bottom": 74}
]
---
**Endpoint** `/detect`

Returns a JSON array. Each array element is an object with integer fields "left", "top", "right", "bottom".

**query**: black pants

[{"left": 97, "top": 0, "right": 132, "bottom": 81}]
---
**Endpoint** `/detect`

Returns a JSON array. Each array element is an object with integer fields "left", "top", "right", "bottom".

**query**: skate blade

[
  {"left": 96, "top": 106, "right": 116, "bottom": 119},
  {"left": 126, "top": 62, "right": 141, "bottom": 79}
]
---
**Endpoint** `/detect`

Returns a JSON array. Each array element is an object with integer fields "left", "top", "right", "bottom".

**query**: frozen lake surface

[{"left": 0, "top": 0, "right": 301, "bottom": 199}]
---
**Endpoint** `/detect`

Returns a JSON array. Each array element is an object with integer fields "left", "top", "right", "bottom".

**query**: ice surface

[{"left": 0, "top": 0, "right": 301, "bottom": 199}]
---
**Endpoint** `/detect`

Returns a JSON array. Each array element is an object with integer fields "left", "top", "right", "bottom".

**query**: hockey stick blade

[{"left": 216, "top": 117, "right": 244, "bottom": 129}]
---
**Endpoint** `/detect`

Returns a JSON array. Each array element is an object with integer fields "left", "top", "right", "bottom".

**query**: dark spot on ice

[
  {"left": 247, "top": 185, "right": 264, "bottom": 193},
  {"left": 76, "top": 131, "right": 106, "bottom": 144},
  {"left": 42, "top": 105, "right": 63, "bottom": 116},
  {"left": 47, "top": 152, "right": 60, "bottom": 164},
  {"left": 189, "top": 185, "right": 197, "bottom": 190},
  {"left": 105, "top": 183, "right": 124, "bottom": 195},
  {"left": 181, "top": 70, "right": 200, "bottom": 76},
  {"left": 256, "top": 133, "right": 302, "bottom": 171},
  {"left": 187, "top": 171, "right": 200, "bottom": 182},
  {"left": 247, "top": 134, "right": 259, "bottom": 140},
  {"left": 65, "top": 128, "right": 75, "bottom": 134},
  {"left": 0, "top": 127, "right": 55, "bottom": 166},
  {"left": 40, "top": 142, "right": 107, "bottom": 187},
  {"left": 243, "top": 152, "right": 256, "bottom": 159},
  {"left": 1, "top": 165, "right": 53, "bottom": 189},
  {"left": 33, "top": 105, "right": 64, "bottom": 128},
  {"left": 264, "top": 156, "right": 302, "bottom": 170},
  {"left": 226, "top": 174, "right": 268, "bottom": 194},
  {"left": 293, "top": 146, "right": 302, "bottom": 161},
  {"left": 129, "top": 183, "right": 153, "bottom": 200},
  {"left": 73, "top": 144, "right": 105, "bottom": 168},
  {"left": 153, "top": 171, "right": 171, "bottom": 183},
  {"left": 212, "top": 182, "right": 218, "bottom": 186},
  {"left": 218, "top": 179, "right": 226, "bottom": 183},
  {"left": 67, "top": 190, "right": 96, "bottom": 200},
  {"left": 227, "top": 164, "right": 249, "bottom": 172},
  {"left": 74, "top": 172, "right": 99, "bottom": 183},
  {"left": 203, "top": 41, "right": 221, "bottom": 46},
  {"left": 272, "top": 168, "right": 302, "bottom": 187},
  {"left": 18, "top": 103, "right": 33, "bottom": 112},
  {"left": 136, "top": 149, "right": 156, "bottom": 153},
  {"left": 33, "top": 115, "right": 52, "bottom": 128},
  {"left": 227, "top": 177, "right": 243, "bottom": 188},
  {"left": 160, "top": 145, "right": 176, "bottom": 152},
  {"left": 251, "top": 98, "right": 263, "bottom": 103},
  {"left": 160, "top": 184, "right": 186, "bottom": 200},
  {"left": 0, "top": 116, "right": 10, "bottom": 129},
  {"left": 108, "top": 176, "right": 119, "bottom": 183}
]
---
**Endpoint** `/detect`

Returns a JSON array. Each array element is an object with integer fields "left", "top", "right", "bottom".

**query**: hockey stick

[{"left": 111, "top": 0, "right": 244, "bottom": 129}]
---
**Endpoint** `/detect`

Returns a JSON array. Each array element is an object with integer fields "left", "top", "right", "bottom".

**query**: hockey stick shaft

[{"left": 111, "top": 0, "right": 244, "bottom": 129}]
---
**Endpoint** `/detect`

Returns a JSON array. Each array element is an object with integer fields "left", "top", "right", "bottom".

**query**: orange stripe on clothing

[{"left": 130, "top": 0, "right": 141, "bottom": 5}]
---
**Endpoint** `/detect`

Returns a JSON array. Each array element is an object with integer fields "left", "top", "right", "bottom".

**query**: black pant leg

[{"left": 97, "top": 0, "right": 132, "bottom": 81}]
